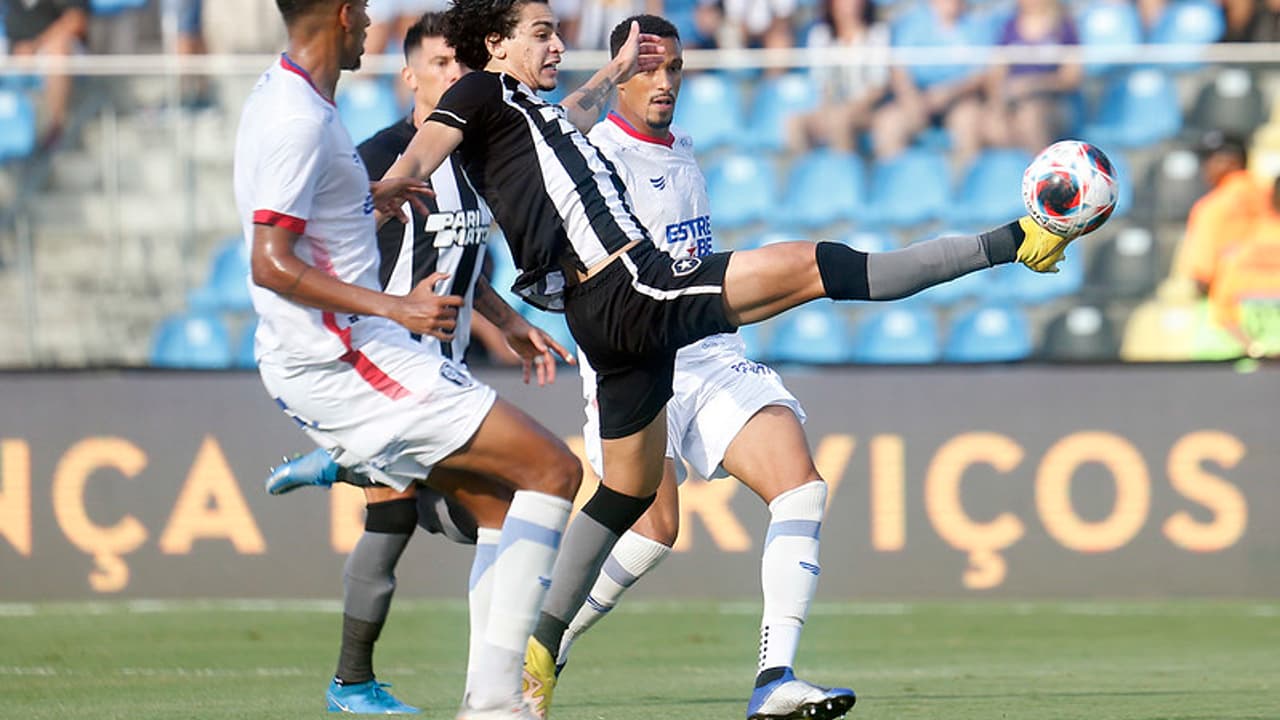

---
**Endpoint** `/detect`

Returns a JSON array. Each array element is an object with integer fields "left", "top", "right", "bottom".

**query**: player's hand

[
  {"left": 371, "top": 177, "right": 434, "bottom": 224},
  {"left": 391, "top": 272, "right": 464, "bottom": 340},
  {"left": 611, "top": 21, "right": 664, "bottom": 84},
  {"left": 500, "top": 315, "right": 575, "bottom": 386}
]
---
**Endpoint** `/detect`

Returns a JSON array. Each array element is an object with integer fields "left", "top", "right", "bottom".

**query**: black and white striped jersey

[
  {"left": 428, "top": 71, "right": 650, "bottom": 311},
  {"left": 359, "top": 117, "right": 493, "bottom": 361}
]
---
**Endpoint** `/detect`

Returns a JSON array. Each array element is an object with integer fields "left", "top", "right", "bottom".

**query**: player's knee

[
  {"left": 529, "top": 447, "right": 582, "bottom": 501},
  {"left": 769, "top": 478, "right": 828, "bottom": 520},
  {"left": 643, "top": 512, "right": 679, "bottom": 548}
]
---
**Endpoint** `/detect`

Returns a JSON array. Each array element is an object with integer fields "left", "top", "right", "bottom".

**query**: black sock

[
  {"left": 815, "top": 241, "right": 870, "bottom": 301},
  {"left": 755, "top": 666, "right": 789, "bottom": 688},
  {"left": 978, "top": 221, "right": 1026, "bottom": 265},
  {"left": 335, "top": 614, "right": 382, "bottom": 685}
]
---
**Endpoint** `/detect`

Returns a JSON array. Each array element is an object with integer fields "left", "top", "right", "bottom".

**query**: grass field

[{"left": 1, "top": 600, "right": 1277, "bottom": 720}]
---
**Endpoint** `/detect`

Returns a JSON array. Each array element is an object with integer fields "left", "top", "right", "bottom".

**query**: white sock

[
  {"left": 557, "top": 531, "right": 671, "bottom": 666},
  {"left": 468, "top": 491, "right": 571, "bottom": 710},
  {"left": 758, "top": 481, "right": 826, "bottom": 674},
  {"left": 464, "top": 527, "right": 501, "bottom": 698}
]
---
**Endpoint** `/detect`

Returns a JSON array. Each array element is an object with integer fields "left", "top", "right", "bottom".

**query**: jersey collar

[
  {"left": 607, "top": 111, "right": 674, "bottom": 148},
  {"left": 280, "top": 53, "right": 336, "bottom": 106}
]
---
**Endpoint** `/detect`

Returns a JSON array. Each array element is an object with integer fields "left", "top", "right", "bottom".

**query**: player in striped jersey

[
  {"left": 377, "top": 1, "right": 1089, "bottom": 716},
  {"left": 242, "top": 5, "right": 578, "bottom": 719}
]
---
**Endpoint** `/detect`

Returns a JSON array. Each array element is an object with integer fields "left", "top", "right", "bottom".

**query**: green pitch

[{"left": 1, "top": 600, "right": 1276, "bottom": 719}]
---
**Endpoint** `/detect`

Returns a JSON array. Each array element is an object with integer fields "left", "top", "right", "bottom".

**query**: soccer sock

[
  {"left": 557, "top": 531, "right": 672, "bottom": 668},
  {"left": 467, "top": 491, "right": 571, "bottom": 710},
  {"left": 531, "top": 484, "right": 656, "bottom": 656},
  {"left": 757, "top": 481, "right": 827, "bottom": 681},
  {"left": 334, "top": 498, "right": 416, "bottom": 684},
  {"left": 464, "top": 527, "right": 500, "bottom": 698},
  {"left": 816, "top": 231, "right": 1023, "bottom": 302}
]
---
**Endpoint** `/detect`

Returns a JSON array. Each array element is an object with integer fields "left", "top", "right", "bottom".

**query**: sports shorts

[
  {"left": 581, "top": 333, "right": 804, "bottom": 482},
  {"left": 564, "top": 242, "right": 737, "bottom": 439},
  {"left": 258, "top": 338, "right": 497, "bottom": 492}
]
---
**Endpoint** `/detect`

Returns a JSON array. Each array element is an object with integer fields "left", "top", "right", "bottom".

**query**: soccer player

[
  {"left": 236, "top": 3, "right": 582, "bottom": 718},
  {"left": 375, "top": 0, "right": 1084, "bottom": 715},
  {"left": 541, "top": 15, "right": 856, "bottom": 720}
]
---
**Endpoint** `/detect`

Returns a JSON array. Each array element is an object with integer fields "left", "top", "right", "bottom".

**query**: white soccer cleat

[
  {"left": 746, "top": 669, "right": 856, "bottom": 720},
  {"left": 455, "top": 695, "right": 540, "bottom": 720}
]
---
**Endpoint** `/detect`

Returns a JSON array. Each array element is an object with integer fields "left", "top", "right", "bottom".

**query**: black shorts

[
  {"left": 565, "top": 243, "right": 737, "bottom": 439},
  {"left": 415, "top": 487, "right": 478, "bottom": 545}
]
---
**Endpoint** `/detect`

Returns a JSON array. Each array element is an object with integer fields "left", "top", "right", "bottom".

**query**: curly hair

[{"left": 444, "top": 0, "right": 545, "bottom": 71}]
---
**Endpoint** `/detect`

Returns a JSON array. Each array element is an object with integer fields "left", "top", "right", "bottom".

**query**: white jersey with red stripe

[{"left": 233, "top": 54, "right": 411, "bottom": 366}]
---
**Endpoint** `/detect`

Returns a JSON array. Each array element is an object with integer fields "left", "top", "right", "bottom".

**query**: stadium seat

[
  {"left": 850, "top": 306, "right": 941, "bottom": 364},
  {"left": 673, "top": 72, "right": 746, "bottom": 153},
  {"left": 1187, "top": 68, "right": 1268, "bottom": 139},
  {"left": 188, "top": 238, "right": 253, "bottom": 313},
  {"left": 1106, "top": 148, "right": 1135, "bottom": 220},
  {"left": 1145, "top": 148, "right": 1204, "bottom": 223},
  {"left": 1040, "top": 305, "right": 1119, "bottom": 361},
  {"left": 234, "top": 318, "right": 258, "bottom": 369},
  {"left": 1085, "top": 226, "right": 1160, "bottom": 299},
  {"left": 943, "top": 304, "right": 1033, "bottom": 363},
  {"left": 768, "top": 302, "right": 854, "bottom": 364},
  {"left": 337, "top": 79, "right": 401, "bottom": 145},
  {"left": 983, "top": 242, "right": 1085, "bottom": 305},
  {"left": 1081, "top": 70, "right": 1181, "bottom": 149},
  {"left": 90, "top": 0, "right": 148, "bottom": 14},
  {"left": 1076, "top": 1, "right": 1143, "bottom": 76},
  {"left": 0, "top": 89, "right": 37, "bottom": 162},
  {"left": 1120, "top": 297, "right": 1197, "bottom": 361},
  {"left": 841, "top": 230, "right": 897, "bottom": 254},
  {"left": 519, "top": 305, "right": 576, "bottom": 355},
  {"left": 865, "top": 149, "right": 950, "bottom": 227},
  {"left": 744, "top": 72, "right": 818, "bottom": 152},
  {"left": 780, "top": 149, "right": 864, "bottom": 228},
  {"left": 739, "top": 230, "right": 806, "bottom": 250},
  {"left": 1147, "top": 0, "right": 1225, "bottom": 72},
  {"left": 950, "top": 149, "right": 1033, "bottom": 226},
  {"left": 150, "top": 312, "right": 234, "bottom": 369},
  {"left": 704, "top": 152, "right": 780, "bottom": 229}
]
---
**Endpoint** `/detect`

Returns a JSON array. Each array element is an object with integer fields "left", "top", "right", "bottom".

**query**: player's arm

[
  {"left": 250, "top": 224, "right": 462, "bottom": 340},
  {"left": 380, "top": 120, "right": 462, "bottom": 192},
  {"left": 562, "top": 21, "right": 663, "bottom": 133},
  {"left": 474, "top": 275, "right": 574, "bottom": 386}
]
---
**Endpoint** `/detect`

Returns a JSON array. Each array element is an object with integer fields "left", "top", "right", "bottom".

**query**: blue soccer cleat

[
  {"left": 746, "top": 669, "right": 856, "bottom": 720},
  {"left": 266, "top": 448, "right": 340, "bottom": 496},
  {"left": 326, "top": 678, "right": 420, "bottom": 714}
]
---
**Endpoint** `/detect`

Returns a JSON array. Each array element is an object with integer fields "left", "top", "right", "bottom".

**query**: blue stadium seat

[
  {"left": 850, "top": 306, "right": 941, "bottom": 364},
  {"left": 337, "top": 79, "right": 401, "bottom": 145},
  {"left": 188, "top": 238, "right": 253, "bottom": 313},
  {"left": 234, "top": 318, "right": 258, "bottom": 369},
  {"left": 780, "top": 149, "right": 864, "bottom": 228},
  {"left": 1081, "top": 69, "right": 1181, "bottom": 149},
  {"left": 943, "top": 304, "right": 1033, "bottom": 363},
  {"left": 865, "top": 149, "right": 950, "bottom": 227},
  {"left": 704, "top": 152, "right": 780, "bottom": 229},
  {"left": 1148, "top": 0, "right": 1225, "bottom": 72},
  {"left": 150, "top": 312, "right": 234, "bottom": 369},
  {"left": 740, "top": 230, "right": 806, "bottom": 250},
  {"left": 983, "top": 242, "right": 1085, "bottom": 305},
  {"left": 91, "top": 0, "right": 148, "bottom": 14},
  {"left": 1076, "top": 1, "right": 1143, "bottom": 76},
  {"left": 744, "top": 72, "right": 818, "bottom": 151},
  {"left": 950, "top": 149, "right": 1033, "bottom": 226},
  {"left": 519, "top": 305, "right": 576, "bottom": 355},
  {"left": 674, "top": 72, "right": 746, "bottom": 153},
  {"left": 841, "top": 230, "right": 897, "bottom": 254},
  {"left": 769, "top": 302, "right": 854, "bottom": 364},
  {"left": 0, "top": 90, "right": 37, "bottom": 162}
]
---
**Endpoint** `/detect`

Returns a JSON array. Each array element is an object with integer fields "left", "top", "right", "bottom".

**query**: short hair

[
  {"left": 275, "top": 0, "right": 335, "bottom": 25},
  {"left": 608, "top": 14, "right": 679, "bottom": 58},
  {"left": 444, "top": 0, "right": 546, "bottom": 72},
  {"left": 404, "top": 12, "right": 448, "bottom": 61},
  {"left": 1198, "top": 130, "right": 1248, "bottom": 167}
]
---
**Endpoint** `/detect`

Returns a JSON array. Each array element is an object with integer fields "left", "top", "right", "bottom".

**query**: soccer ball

[{"left": 1021, "top": 140, "right": 1119, "bottom": 239}]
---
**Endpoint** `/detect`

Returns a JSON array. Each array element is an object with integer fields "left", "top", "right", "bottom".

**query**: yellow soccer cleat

[
  {"left": 521, "top": 637, "right": 557, "bottom": 719},
  {"left": 1016, "top": 216, "right": 1074, "bottom": 274}
]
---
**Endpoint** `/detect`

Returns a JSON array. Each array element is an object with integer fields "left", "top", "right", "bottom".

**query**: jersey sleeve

[
  {"left": 250, "top": 116, "right": 327, "bottom": 235},
  {"left": 429, "top": 72, "right": 499, "bottom": 134},
  {"left": 358, "top": 129, "right": 400, "bottom": 182}
]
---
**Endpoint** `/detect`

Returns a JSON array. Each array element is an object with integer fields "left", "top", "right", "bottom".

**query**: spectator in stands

[
  {"left": 982, "top": 0, "right": 1080, "bottom": 156},
  {"left": 3, "top": 0, "right": 88, "bottom": 149},
  {"left": 562, "top": 0, "right": 663, "bottom": 50},
  {"left": 1172, "top": 131, "right": 1272, "bottom": 295},
  {"left": 1136, "top": 0, "right": 1169, "bottom": 31},
  {"left": 1223, "top": 0, "right": 1280, "bottom": 42},
  {"left": 1208, "top": 176, "right": 1280, "bottom": 349},
  {"left": 785, "top": 0, "right": 890, "bottom": 153},
  {"left": 700, "top": 0, "right": 797, "bottom": 51},
  {"left": 201, "top": 0, "right": 285, "bottom": 54},
  {"left": 162, "top": 0, "right": 211, "bottom": 106},
  {"left": 365, "top": 0, "right": 447, "bottom": 56},
  {"left": 869, "top": 0, "right": 989, "bottom": 167}
]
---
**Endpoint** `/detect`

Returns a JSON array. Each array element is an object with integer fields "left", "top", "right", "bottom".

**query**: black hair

[
  {"left": 608, "top": 14, "right": 679, "bottom": 58},
  {"left": 275, "top": 0, "right": 334, "bottom": 25},
  {"left": 819, "top": 0, "right": 877, "bottom": 29},
  {"left": 403, "top": 11, "right": 448, "bottom": 61},
  {"left": 1199, "top": 130, "right": 1248, "bottom": 167},
  {"left": 444, "top": 0, "right": 547, "bottom": 71}
]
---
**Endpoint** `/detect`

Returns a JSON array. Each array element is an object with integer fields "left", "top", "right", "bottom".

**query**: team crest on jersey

[
  {"left": 439, "top": 360, "right": 472, "bottom": 388},
  {"left": 672, "top": 256, "right": 701, "bottom": 276}
]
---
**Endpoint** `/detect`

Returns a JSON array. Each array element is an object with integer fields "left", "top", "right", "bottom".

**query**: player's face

[
  {"left": 615, "top": 36, "right": 682, "bottom": 136},
  {"left": 405, "top": 36, "right": 466, "bottom": 112},
  {"left": 488, "top": 1, "right": 565, "bottom": 91},
  {"left": 339, "top": 1, "right": 371, "bottom": 71}
]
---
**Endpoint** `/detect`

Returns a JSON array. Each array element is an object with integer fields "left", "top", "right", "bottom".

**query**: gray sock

[
  {"left": 865, "top": 234, "right": 994, "bottom": 300},
  {"left": 335, "top": 529, "right": 411, "bottom": 683}
]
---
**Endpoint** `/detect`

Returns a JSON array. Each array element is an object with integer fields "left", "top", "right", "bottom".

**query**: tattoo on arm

[
  {"left": 474, "top": 277, "right": 517, "bottom": 327},
  {"left": 574, "top": 78, "right": 615, "bottom": 115}
]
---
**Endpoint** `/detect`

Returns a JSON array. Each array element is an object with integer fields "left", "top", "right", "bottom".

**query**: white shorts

[
  {"left": 582, "top": 334, "right": 804, "bottom": 483},
  {"left": 259, "top": 338, "right": 497, "bottom": 492}
]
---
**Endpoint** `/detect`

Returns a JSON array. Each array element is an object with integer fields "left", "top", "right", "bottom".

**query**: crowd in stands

[{"left": 2, "top": 0, "right": 1279, "bottom": 364}]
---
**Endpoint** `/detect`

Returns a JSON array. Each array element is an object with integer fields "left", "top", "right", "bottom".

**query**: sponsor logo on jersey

[
  {"left": 439, "top": 360, "right": 472, "bottom": 387},
  {"left": 427, "top": 209, "right": 490, "bottom": 247},
  {"left": 672, "top": 256, "right": 702, "bottom": 276},
  {"left": 664, "top": 214, "right": 713, "bottom": 257},
  {"left": 649, "top": 176, "right": 667, "bottom": 190}
]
